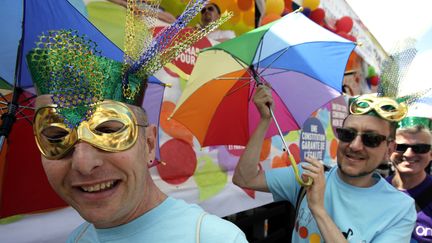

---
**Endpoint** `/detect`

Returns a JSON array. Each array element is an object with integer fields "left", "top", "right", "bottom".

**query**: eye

[
  {"left": 380, "top": 104, "right": 397, "bottom": 112},
  {"left": 94, "top": 120, "right": 125, "bottom": 134},
  {"left": 42, "top": 126, "right": 70, "bottom": 143}
]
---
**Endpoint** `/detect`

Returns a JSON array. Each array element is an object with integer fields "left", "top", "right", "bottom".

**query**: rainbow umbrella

[{"left": 170, "top": 11, "right": 356, "bottom": 185}]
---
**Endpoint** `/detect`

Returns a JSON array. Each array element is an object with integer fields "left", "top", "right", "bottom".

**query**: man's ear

[
  {"left": 386, "top": 140, "right": 396, "bottom": 159},
  {"left": 145, "top": 125, "right": 157, "bottom": 160}
]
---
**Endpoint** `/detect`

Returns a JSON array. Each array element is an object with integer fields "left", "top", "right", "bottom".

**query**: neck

[
  {"left": 392, "top": 171, "right": 427, "bottom": 190},
  {"left": 138, "top": 179, "right": 167, "bottom": 214},
  {"left": 94, "top": 178, "right": 167, "bottom": 229},
  {"left": 337, "top": 169, "right": 378, "bottom": 188}
]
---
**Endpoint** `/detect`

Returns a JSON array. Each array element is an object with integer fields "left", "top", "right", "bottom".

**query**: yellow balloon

[
  {"left": 230, "top": 21, "right": 253, "bottom": 36},
  {"left": 230, "top": 12, "right": 242, "bottom": 24},
  {"left": 265, "top": 0, "right": 284, "bottom": 16},
  {"left": 303, "top": 0, "right": 320, "bottom": 10}
]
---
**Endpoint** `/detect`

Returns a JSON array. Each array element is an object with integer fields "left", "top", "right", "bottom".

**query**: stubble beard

[{"left": 337, "top": 163, "right": 377, "bottom": 178}]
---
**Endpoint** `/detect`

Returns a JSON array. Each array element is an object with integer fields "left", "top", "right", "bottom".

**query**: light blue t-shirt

[
  {"left": 67, "top": 197, "right": 247, "bottom": 243},
  {"left": 266, "top": 164, "right": 416, "bottom": 242}
]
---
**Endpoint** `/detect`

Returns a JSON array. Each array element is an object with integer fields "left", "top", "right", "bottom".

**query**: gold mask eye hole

[
  {"left": 94, "top": 120, "right": 126, "bottom": 134},
  {"left": 42, "top": 126, "right": 70, "bottom": 143}
]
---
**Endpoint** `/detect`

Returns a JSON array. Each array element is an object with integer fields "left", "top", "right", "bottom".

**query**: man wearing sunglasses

[
  {"left": 387, "top": 118, "right": 432, "bottom": 242},
  {"left": 199, "top": 2, "right": 235, "bottom": 42},
  {"left": 233, "top": 87, "right": 416, "bottom": 242}
]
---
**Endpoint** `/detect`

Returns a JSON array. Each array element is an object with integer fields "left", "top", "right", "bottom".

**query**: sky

[{"left": 345, "top": 0, "right": 432, "bottom": 52}]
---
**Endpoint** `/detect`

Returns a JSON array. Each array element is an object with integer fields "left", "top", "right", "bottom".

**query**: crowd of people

[{"left": 7, "top": 1, "right": 432, "bottom": 242}]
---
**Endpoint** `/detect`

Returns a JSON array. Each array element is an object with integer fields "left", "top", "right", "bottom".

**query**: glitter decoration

[
  {"left": 28, "top": 30, "right": 105, "bottom": 128},
  {"left": 140, "top": 11, "right": 233, "bottom": 76},
  {"left": 379, "top": 38, "right": 431, "bottom": 109},
  {"left": 121, "top": 0, "right": 232, "bottom": 100},
  {"left": 122, "top": 0, "right": 162, "bottom": 98},
  {"left": 379, "top": 39, "right": 417, "bottom": 98},
  {"left": 27, "top": 0, "right": 231, "bottom": 127}
]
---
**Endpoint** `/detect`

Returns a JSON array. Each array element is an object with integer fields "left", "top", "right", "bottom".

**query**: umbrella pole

[
  {"left": 269, "top": 108, "right": 288, "bottom": 151},
  {"left": 269, "top": 107, "right": 313, "bottom": 187},
  {"left": 250, "top": 66, "right": 312, "bottom": 186},
  {"left": 0, "top": 87, "right": 22, "bottom": 151}
]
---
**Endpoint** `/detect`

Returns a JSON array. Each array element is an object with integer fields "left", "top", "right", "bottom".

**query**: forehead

[
  {"left": 205, "top": 3, "right": 219, "bottom": 12},
  {"left": 35, "top": 95, "right": 52, "bottom": 108},
  {"left": 344, "top": 114, "right": 391, "bottom": 133},
  {"left": 396, "top": 130, "right": 432, "bottom": 144},
  {"left": 35, "top": 95, "right": 146, "bottom": 120}
]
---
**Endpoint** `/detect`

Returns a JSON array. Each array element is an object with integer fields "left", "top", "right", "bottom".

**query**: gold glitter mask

[
  {"left": 34, "top": 100, "right": 147, "bottom": 160},
  {"left": 349, "top": 94, "right": 408, "bottom": 122}
]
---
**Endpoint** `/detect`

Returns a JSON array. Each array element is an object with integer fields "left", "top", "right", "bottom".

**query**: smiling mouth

[
  {"left": 401, "top": 159, "right": 419, "bottom": 164},
  {"left": 80, "top": 180, "right": 119, "bottom": 193},
  {"left": 346, "top": 153, "right": 366, "bottom": 161}
]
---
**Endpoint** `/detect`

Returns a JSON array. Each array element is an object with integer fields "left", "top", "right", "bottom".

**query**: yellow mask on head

[
  {"left": 349, "top": 94, "right": 408, "bottom": 122},
  {"left": 34, "top": 100, "right": 147, "bottom": 160}
]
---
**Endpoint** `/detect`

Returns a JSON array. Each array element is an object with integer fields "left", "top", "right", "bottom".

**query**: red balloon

[
  {"left": 158, "top": 139, "right": 197, "bottom": 185},
  {"left": 238, "top": 0, "right": 253, "bottom": 11},
  {"left": 346, "top": 34, "right": 357, "bottom": 42},
  {"left": 309, "top": 8, "right": 325, "bottom": 24},
  {"left": 336, "top": 31, "right": 350, "bottom": 40},
  {"left": 324, "top": 23, "right": 336, "bottom": 33},
  {"left": 336, "top": 16, "right": 353, "bottom": 33},
  {"left": 284, "top": 0, "right": 293, "bottom": 12},
  {"left": 369, "top": 75, "right": 380, "bottom": 86}
]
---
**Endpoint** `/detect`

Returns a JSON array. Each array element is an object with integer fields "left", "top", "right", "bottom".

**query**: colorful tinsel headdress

[
  {"left": 27, "top": 0, "right": 232, "bottom": 128},
  {"left": 348, "top": 38, "right": 431, "bottom": 123}
]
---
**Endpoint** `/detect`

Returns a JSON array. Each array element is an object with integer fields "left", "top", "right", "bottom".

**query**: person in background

[
  {"left": 233, "top": 87, "right": 416, "bottom": 242},
  {"left": 108, "top": 0, "right": 177, "bottom": 24},
  {"left": 387, "top": 117, "right": 432, "bottom": 242},
  {"left": 199, "top": 2, "right": 235, "bottom": 42}
]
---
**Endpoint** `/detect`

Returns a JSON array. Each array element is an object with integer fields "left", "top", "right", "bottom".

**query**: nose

[
  {"left": 403, "top": 147, "right": 416, "bottom": 158},
  {"left": 71, "top": 141, "right": 103, "bottom": 175},
  {"left": 349, "top": 134, "right": 364, "bottom": 151}
]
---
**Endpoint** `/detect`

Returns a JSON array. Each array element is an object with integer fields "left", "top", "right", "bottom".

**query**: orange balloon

[
  {"left": 265, "top": 0, "right": 284, "bottom": 16},
  {"left": 330, "top": 138, "right": 338, "bottom": 159},
  {"left": 230, "top": 11, "right": 242, "bottom": 24},
  {"left": 216, "top": 0, "right": 238, "bottom": 12},
  {"left": 238, "top": 0, "right": 253, "bottom": 11},
  {"left": 242, "top": 13, "right": 255, "bottom": 27},
  {"left": 160, "top": 101, "right": 194, "bottom": 145},
  {"left": 271, "top": 152, "right": 291, "bottom": 168},
  {"left": 260, "top": 13, "right": 281, "bottom": 26}
]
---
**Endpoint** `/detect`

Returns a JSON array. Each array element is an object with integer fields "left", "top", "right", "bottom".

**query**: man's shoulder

[
  {"left": 200, "top": 214, "right": 247, "bottom": 242},
  {"left": 166, "top": 198, "right": 247, "bottom": 242}
]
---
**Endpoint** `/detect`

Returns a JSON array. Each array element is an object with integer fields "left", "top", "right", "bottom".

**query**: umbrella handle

[{"left": 269, "top": 109, "right": 313, "bottom": 187}]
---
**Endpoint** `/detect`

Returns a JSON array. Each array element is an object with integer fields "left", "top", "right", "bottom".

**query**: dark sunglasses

[
  {"left": 336, "top": 127, "right": 389, "bottom": 148},
  {"left": 201, "top": 6, "right": 215, "bottom": 14},
  {"left": 395, "top": 143, "right": 431, "bottom": 154}
]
